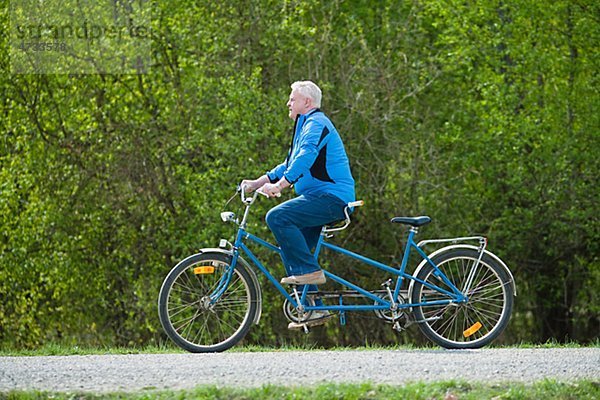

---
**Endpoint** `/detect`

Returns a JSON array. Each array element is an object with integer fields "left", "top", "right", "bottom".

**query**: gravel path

[{"left": 1, "top": 348, "right": 599, "bottom": 393}]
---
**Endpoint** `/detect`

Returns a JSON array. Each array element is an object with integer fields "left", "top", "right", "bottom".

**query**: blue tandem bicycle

[{"left": 158, "top": 187, "right": 516, "bottom": 352}]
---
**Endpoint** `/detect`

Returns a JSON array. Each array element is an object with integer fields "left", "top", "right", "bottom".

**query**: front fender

[
  {"left": 196, "top": 247, "right": 263, "bottom": 325},
  {"left": 407, "top": 244, "right": 517, "bottom": 302}
]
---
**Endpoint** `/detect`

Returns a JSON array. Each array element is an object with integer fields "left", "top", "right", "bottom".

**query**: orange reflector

[
  {"left": 193, "top": 266, "right": 215, "bottom": 275},
  {"left": 463, "top": 322, "right": 482, "bottom": 338}
]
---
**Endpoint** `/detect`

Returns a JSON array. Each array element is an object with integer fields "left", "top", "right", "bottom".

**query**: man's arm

[
  {"left": 266, "top": 162, "right": 287, "bottom": 183},
  {"left": 241, "top": 155, "right": 289, "bottom": 193},
  {"left": 260, "top": 176, "right": 290, "bottom": 198},
  {"left": 281, "top": 120, "right": 322, "bottom": 184}
]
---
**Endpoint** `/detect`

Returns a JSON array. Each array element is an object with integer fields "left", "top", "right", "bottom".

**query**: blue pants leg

[
  {"left": 299, "top": 226, "right": 324, "bottom": 304},
  {"left": 266, "top": 193, "right": 346, "bottom": 306}
]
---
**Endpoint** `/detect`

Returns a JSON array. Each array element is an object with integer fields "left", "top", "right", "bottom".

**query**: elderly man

[{"left": 242, "top": 81, "right": 355, "bottom": 329}]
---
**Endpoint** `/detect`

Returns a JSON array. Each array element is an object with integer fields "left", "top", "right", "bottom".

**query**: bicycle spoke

[
  {"left": 176, "top": 308, "right": 201, "bottom": 338},
  {"left": 469, "top": 297, "right": 504, "bottom": 310},
  {"left": 167, "top": 300, "right": 202, "bottom": 319},
  {"left": 170, "top": 280, "right": 199, "bottom": 297},
  {"left": 467, "top": 302, "right": 502, "bottom": 322},
  {"left": 191, "top": 311, "right": 211, "bottom": 344},
  {"left": 436, "top": 307, "right": 460, "bottom": 338},
  {"left": 212, "top": 299, "right": 249, "bottom": 309}
]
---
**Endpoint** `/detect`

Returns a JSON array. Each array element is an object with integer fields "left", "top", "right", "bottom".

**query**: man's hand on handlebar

[
  {"left": 258, "top": 182, "right": 282, "bottom": 198},
  {"left": 240, "top": 176, "right": 269, "bottom": 193},
  {"left": 240, "top": 180, "right": 257, "bottom": 193},
  {"left": 240, "top": 175, "right": 287, "bottom": 198}
]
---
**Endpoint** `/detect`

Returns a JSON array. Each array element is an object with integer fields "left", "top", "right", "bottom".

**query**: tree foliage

[{"left": 0, "top": 0, "right": 598, "bottom": 348}]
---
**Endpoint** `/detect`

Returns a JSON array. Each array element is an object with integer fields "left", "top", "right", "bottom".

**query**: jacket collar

[
  {"left": 304, "top": 108, "right": 321, "bottom": 117},
  {"left": 294, "top": 108, "right": 321, "bottom": 126}
]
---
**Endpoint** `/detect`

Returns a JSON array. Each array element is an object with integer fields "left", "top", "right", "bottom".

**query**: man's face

[{"left": 287, "top": 89, "right": 311, "bottom": 120}]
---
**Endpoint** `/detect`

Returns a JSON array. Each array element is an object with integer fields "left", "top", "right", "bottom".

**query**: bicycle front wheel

[
  {"left": 158, "top": 252, "right": 258, "bottom": 352},
  {"left": 411, "top": 248, "right": 513, "bottom": 349}
]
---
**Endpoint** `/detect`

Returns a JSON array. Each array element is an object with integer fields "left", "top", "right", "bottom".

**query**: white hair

[{"left": 291, "top": 81, "right": 322, "bottom": 108}]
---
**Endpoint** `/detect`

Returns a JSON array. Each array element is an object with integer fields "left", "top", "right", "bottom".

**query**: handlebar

[
  {"left": 322, "top": 200, "right": 364, "bottom": 233},
  {"left": 348, "top": 200, "right": 364, "bottom": 208},
  {"left": 238, "top": 184, "right": 256, "bottom": 204}
]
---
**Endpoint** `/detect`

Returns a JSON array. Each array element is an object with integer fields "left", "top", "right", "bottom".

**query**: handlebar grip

[{"left": 348, "top": 200, "right": 364, "bottom": 207}]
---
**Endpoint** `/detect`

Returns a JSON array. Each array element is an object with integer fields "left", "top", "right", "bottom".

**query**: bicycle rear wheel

[
  {"left": 411, "top": 248, "right": 513, "bottom": 349},
  {"left": 158, "top": 252, "right": 258, "bottom": 352}
]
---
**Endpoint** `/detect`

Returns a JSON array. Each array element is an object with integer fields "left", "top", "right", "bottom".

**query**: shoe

[
  {"left": 288, "top": 310, "right": 334, "bottom": 330},
  {"left": 280, "top": 270, "right": 326, "bottom": 285}
]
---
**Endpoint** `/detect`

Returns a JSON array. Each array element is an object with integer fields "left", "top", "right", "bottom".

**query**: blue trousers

[{"left": 265, "top": 193, "right": 347, "bottom": 302}]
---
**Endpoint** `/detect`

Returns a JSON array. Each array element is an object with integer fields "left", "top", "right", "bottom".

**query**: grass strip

[
  {"left": 1, "top": 340, "right": 598, "bottom": 357},
  {"left": 1, "top": 380, "right": 599, "bottom": 400},
  {"left": 0, "top": 343, "right": 184, "bottom": 357}
]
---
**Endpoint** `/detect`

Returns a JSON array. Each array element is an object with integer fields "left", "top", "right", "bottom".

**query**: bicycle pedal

[
  {"left": 393, "top": 321, "right": 403, "bottom": 332},
  {"left": 381, "top": 279, "right": 393, "bottom": 287}
]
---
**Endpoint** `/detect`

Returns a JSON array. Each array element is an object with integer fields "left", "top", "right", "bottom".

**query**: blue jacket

[{"left": 267, "top": 109, "right": 355, "bottom": 204}]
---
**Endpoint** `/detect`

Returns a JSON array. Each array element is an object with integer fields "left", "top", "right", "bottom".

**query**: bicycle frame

[{"left": 212, "top": 192, "right": 468, "bottom": 315}]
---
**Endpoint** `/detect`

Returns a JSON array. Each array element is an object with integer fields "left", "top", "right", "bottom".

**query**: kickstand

[
  {"left": 302, "top": 324, "right": 310, "bottom": 334},
  {"left": 339, "top": 294, "right": 346, "bottom": 326}
]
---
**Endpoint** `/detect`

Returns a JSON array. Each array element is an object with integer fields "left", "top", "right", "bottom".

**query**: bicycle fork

[{"left": 208, "top": 251, "right": 240, "bottom": 304}]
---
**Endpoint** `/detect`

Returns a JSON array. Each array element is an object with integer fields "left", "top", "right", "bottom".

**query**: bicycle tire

[
  {"left": 411, "top": 248, "right": 513, "bottom": 349},
  {"left": 158, "top": 251, "right": 258, "bottom": 352}
]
